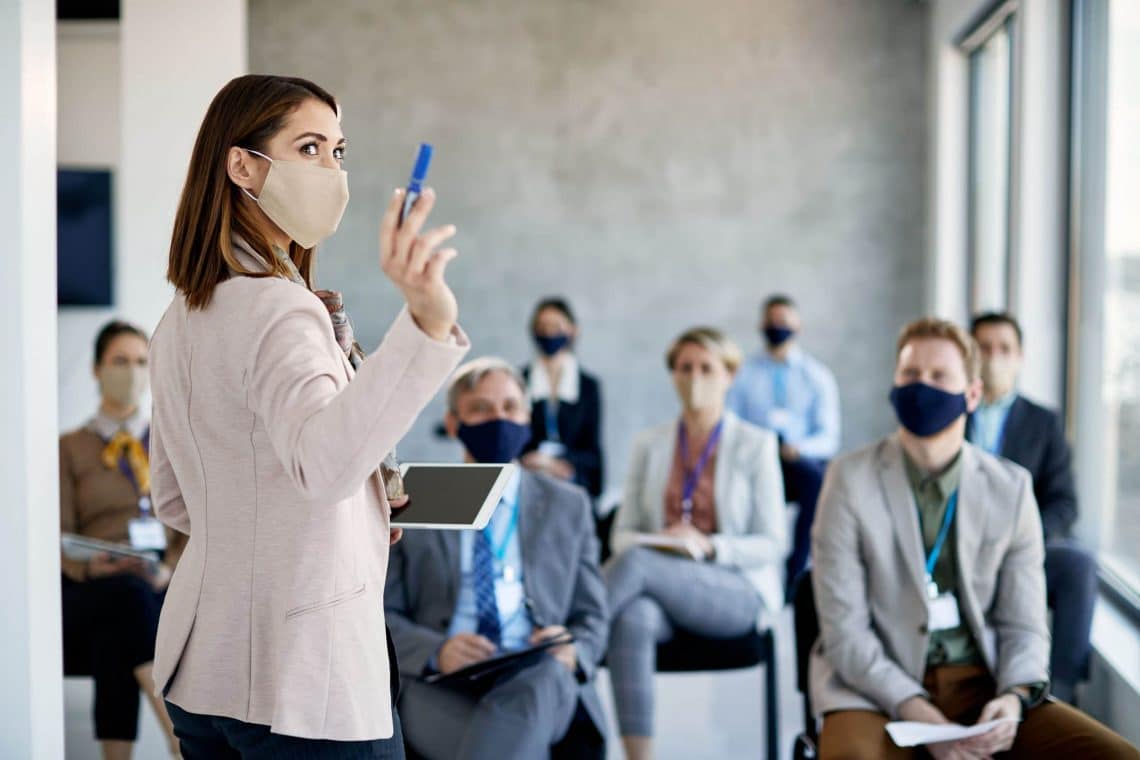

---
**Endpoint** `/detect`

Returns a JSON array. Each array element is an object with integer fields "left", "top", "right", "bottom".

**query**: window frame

[{"left": 960, "top": 1, "right": 1019, "bottom": 316}]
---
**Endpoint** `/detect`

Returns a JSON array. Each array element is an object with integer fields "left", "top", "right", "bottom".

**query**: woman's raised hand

[{"left": 379, "top": 188, "right": 459, "bottom": 342}]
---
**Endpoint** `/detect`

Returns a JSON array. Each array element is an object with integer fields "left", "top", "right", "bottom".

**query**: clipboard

[
  {"left": 423, "top": 633, "right": 575, "bottom": 686},
  {"left": 61, "top": 533, "right": 161, "bottom": 565}
]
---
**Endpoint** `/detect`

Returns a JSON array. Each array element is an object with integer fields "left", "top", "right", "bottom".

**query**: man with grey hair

[{"left": 385, "top": 357, "right": 609, "bottom": 759}]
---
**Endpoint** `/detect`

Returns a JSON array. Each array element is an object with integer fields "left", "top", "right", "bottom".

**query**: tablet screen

[{"left": 392, "top": 465, "right": 510, "bottom": 526}]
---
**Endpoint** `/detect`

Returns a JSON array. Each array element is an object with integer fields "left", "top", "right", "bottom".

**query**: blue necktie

[{"left": 472, "top": 526, "right": 502, "bottom": 648}]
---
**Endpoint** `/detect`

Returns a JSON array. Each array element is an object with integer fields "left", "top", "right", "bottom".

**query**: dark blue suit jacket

[
  {"left": 521, "top": 367, "right": 604, "bottom": 499},
  {"left": 979, "top": 395, "right": 1078, "bottom": 541}
]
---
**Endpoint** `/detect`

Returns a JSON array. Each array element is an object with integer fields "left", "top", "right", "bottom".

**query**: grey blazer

[
  {"left": 809, "top": 436, "right": 1050, "bottom": 719},
  {"left": 384, "top": 469, "right": 609, "bottom": 735}
]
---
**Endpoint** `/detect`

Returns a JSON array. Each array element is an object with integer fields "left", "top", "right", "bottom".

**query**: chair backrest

[{"left": 792, "top": 569, "right": 820, "bottom": 695}]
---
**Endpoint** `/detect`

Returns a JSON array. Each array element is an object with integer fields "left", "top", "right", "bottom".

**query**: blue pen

[{"left": 398, "top": 143, "right": 434, "bottom": 225}]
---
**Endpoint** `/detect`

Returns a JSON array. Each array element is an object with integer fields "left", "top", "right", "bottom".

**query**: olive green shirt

[{"left": 903, "top": 451, "right": 984, "bottom": 668}]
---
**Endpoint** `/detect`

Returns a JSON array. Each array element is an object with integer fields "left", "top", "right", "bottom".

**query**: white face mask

[
  {"left": 99, "top": 365, "right": 149, "bottom": 408},
  {"left": 241, "top": 148, "right": 349, "bottom": 249},
  {"left": 981, "top": 355, "right": 1020, "bottom": 397},
  {"left": 674, "top": 374, "right": 723, "bottom": 411}
]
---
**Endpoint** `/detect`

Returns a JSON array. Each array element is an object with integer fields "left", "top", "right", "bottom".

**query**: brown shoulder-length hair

[{"left": 168, "top": 74, "right": 339, "bottom": 309}]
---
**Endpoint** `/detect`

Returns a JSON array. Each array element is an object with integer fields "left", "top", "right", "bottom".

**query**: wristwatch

[{"left": 1006, "top": 683, "right": 1047, "bottom": 717}]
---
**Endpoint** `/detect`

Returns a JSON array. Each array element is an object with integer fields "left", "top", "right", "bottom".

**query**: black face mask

[
  {"left": 889, "top": 382, "right": 968, "bottom": 437},
  {"left": 457, "top": 419, "right": 532, "bottom": 463},
  {"left": 534, "top": 333, "right": 571, "bottom": 357},
  {"left": 763, "top": 326, "right": 795, "bottom": 347}
]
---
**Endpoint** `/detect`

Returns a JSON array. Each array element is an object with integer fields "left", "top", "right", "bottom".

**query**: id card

[
  {"left": 768, "top": 408, "right": 794, "bottom": 433},
  {"left": 128, "top": 517, "right": 167, "bottom": 551},
  {"left": 927, "top": 592, "right": 961, "bottom": 632},
  {"left": 537, "top": 440, "right": 568, "bottom": 458}
]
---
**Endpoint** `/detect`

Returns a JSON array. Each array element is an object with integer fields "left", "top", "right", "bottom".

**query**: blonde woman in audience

[
  {"left": 60, "top": 320, "right": 184, "bottom": 760},
  {"left": 605, "top": 327, "right": 787, "bottom": 760}
]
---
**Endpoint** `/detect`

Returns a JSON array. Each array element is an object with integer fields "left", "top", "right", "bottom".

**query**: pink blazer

[{"left": 148, "top": 245, "right": 468, "bottom": 740}]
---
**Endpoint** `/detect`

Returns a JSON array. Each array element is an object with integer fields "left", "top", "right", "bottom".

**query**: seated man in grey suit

[
  {"left": 970, "top": 311, "right": 1098, "bottom": 704},
  {"left": 810, "top": 317, "right": 1136, "bottom": 759},
  {"left": 385, "top": 357, "right": 608, "bottom": 760}
]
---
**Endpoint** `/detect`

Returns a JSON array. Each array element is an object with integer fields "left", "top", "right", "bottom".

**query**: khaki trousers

[{"left": 820, "top": 665, "right": 1139, "bottom": 760}]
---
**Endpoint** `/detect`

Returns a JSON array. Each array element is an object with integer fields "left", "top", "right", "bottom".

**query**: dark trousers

[
  {"left": 167, "top": 703, "right": 405, "bottom": 760},
  {"left": 167, "top": 628, "right": 405, "bottom": 759},
  {"left": 783, "top": 456, "right": 828, "bottom": 592},
  {"left": 1046, "top": 541, "right": 1099, "bottom": 697},
  {"left": 61, "top": 574, "right": 164, "bottom": 741}
]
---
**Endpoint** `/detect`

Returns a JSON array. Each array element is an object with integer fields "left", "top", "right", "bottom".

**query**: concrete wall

[{"left": 249, "top": 0, "right": 930, "bottom": 487}]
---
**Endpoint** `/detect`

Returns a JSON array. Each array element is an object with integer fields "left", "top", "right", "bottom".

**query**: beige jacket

[
  {"left": 809, "top": 436, "right": 1050, "bottom": 719},
  {"left": 149, "top": 245, "right": 468, "bottom": 740},
  {"left": 611, "top": 412, "right": 788, "bottom": 618}
]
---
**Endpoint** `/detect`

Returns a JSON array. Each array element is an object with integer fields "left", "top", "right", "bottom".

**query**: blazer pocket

[{"left": 285, "top": 583, "right": 367, "bottom": 620}]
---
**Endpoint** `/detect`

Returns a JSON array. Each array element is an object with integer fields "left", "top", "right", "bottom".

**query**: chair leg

[{"left": 764, "top": 630, "right": 779, "bottom": 759}]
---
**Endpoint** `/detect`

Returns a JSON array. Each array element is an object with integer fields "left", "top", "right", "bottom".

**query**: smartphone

[{"left": 398, "top": 143, "right": 434, "bottom": 226}]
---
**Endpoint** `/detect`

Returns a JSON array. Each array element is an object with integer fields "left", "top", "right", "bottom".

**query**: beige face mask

[
  {"left": 99, "top": 365, "right": 149, "bottom": 408},
  {"left": 674, "top": 374, "right": 722, "bottom": 411},
  {"left": 242, "top": 148, "right": 349, "bottom": 249},
  {"left": 981, "top": 356, "right": 1020, "bottom": 397}
]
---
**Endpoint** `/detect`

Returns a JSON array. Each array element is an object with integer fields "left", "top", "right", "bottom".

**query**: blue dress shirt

[
  {"left": 969, "top": 391, "right": 1017, "bottom": 455},
  {"left": 726, "top": 345, "right": 841, "bottom": 459},
  {"left": 447, "top": 471, "right": 533, "bottom": 651}
]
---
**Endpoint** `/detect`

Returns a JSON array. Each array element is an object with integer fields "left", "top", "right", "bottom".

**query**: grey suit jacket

[
  {"left": 809, "top": 436, "right": 1050, "bottom": 719},
  {"left": 384, "top": 469, "right": 609, "bottom": 734}
]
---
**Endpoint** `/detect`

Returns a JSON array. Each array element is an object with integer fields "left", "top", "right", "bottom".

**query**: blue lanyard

[
  {"left": 923, "top": 490, "right": 958, "bottom": 582},
  {"left": 485, "top": 500, "right": 521, "bottom": 563},
  {"left": 678, "top": 419, "right": 724, "bottom": 522},
  {"left": 544, "top": 400, "right": 561, "bottom": 444}
]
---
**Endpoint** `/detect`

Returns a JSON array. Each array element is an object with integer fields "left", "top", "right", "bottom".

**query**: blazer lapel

[
  {"left": 517, "top": 472, "right": 549, "bottom": 619},
  {"left": 436, "top": 530, "right": 461, "bottom": 609},
  {"left": 644, "top": 422, "right": 678, "bottom": 532},
  {"left": 713, "top": 414, "right": 737, "bottom": 529},
  {"left": 998, "top": 396, "right": 1027, "bottom": 459},
  {"left": 953, "top": 445, "right": 986, "bottom": 628},
  {"left": 877, "top": 436, "right": 928, "bottom": 600}
]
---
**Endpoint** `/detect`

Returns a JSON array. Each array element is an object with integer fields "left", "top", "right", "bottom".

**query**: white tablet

[{"left": 393, "top": 463, "right": 517, "bottom": 530}]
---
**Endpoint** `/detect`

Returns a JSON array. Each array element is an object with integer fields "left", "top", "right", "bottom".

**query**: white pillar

[
  {"left": 0, "top": 0, "right": 64, "bottom": 756},
  {"left": 118, "top": 0, "right": 247, "bottom": 332}
]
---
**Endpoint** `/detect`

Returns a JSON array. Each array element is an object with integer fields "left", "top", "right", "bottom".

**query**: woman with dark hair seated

[
  {"left": 59, "top": 320, "right": 184, "bottom": 760},
  {"left": 520, "top": 296, "right": 604, "bottom": 501}
]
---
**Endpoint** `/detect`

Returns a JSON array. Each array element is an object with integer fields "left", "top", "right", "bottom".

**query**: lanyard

[
  {"left": 484, "top": 499, "right": 521, "bottom": 564},
  {"left": 678, "top": 419, "right": 724, "bottom": 522},
  {"left": 922, "top": 490, "right": 958, "bottom": 597},
  {"left": 544, "top": 400, "right": 561, "bottom": 444}
]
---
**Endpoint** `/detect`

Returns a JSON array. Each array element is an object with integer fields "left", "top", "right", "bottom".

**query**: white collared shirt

[{"left": 527, "top": 354, "right": 580, "bottom": 404}]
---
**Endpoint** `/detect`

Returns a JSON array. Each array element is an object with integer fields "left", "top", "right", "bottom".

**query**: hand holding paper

[{"left": 886, "top": 718, "right": 1019, "bottom": 747}]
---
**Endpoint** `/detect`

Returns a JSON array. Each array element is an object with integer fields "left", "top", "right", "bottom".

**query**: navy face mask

[
  {"left": 889, "top": 382, "right": 968, "bottom": 437},
  {"left": 535, "top": 333, "right": 571, "bottom": 357},
  {"left": 457, "top": 419, "right": 533, "bottom": 463},
  {"left": 763, "top": 326, "right": 795, "bottom": 347}
]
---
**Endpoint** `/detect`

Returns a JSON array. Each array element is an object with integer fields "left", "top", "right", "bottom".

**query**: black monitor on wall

[{"left": 57, "top": 168, "right": 113, "bottom": 307}]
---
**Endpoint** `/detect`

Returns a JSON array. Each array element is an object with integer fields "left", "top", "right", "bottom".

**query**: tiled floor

[{"left": 64, "top": 609, "right": 806, "bottom": 759}]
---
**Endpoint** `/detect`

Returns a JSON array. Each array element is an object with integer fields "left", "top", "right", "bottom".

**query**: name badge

[
  {"left": 128, "top": 517, "right": 167, "bottom": 551},
  {"left": 927, "top": 592, "right": 961, "bottom": 632},
  {"left": 537, "top": 440, "right": 568, "bottom": 458},
  {"left": 768, "top": 408, "right": 794, "bottom": 432}
]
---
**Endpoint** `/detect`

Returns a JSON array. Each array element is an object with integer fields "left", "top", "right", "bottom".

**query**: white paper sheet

[{"left": 885, "top": 718, "right": 1019, "bottom": 747}]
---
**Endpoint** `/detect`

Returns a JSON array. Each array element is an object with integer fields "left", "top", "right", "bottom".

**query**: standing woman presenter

[{"left": 148, "top": 74, "right": 468, "bottom": 758}]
